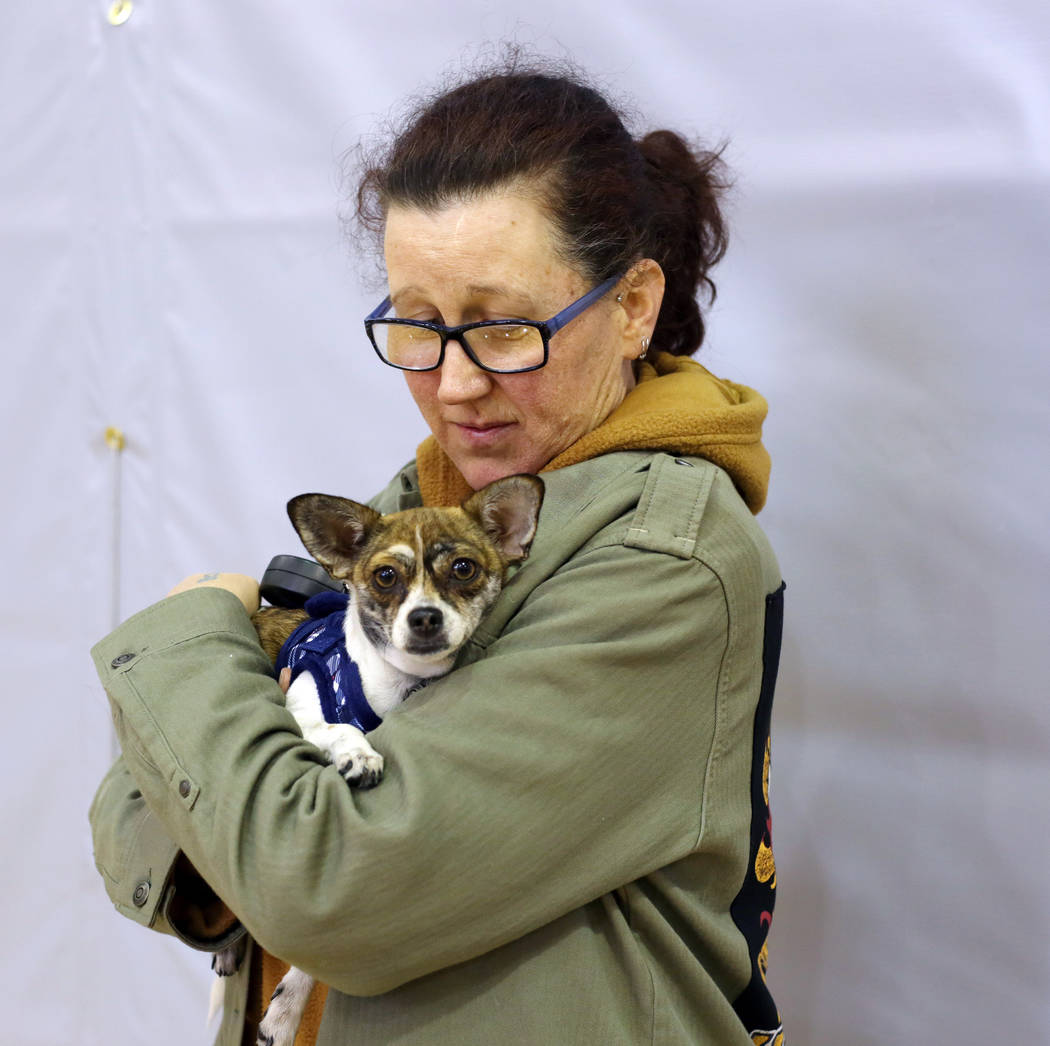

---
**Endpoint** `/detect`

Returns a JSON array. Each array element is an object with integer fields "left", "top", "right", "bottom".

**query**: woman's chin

[{"left": 453, "top": 453, "right": 538, "bottom": 490}]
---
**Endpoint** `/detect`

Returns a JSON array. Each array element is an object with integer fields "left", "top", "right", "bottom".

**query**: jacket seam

[
  {"left": 115, "top": 631, "right": 245, "bottom": 799},
  {"left": 117, "top": 794, "right": 154, "bottom": 893},
  {"left": 692, "top": 558, "right": 732, "bottom": 855}
]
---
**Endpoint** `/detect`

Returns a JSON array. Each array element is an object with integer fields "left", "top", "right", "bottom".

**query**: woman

[{"left": 90, "top": 61, "right": 785, "bottom": 1045}]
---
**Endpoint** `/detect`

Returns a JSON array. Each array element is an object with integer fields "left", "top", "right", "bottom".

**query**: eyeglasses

[{"left": 364, "top": 274, "right": 622, "bottom": 374}]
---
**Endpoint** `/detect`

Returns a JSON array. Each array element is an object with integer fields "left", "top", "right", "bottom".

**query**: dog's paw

[
  {"left": 306, "top": 723, "right": 385, "bottom": 789},
  {"left": 337, "top": 749, "right": 384, "bottom": 788},
  {"left": 211, "top": 940, "right": 244, "bottom": 977},
  {"left": 257, "top": 980, "right": 303, "bottom": 1046},
  {"left": 256, "top": 1004, "right": 288, "bottom": 1046}
]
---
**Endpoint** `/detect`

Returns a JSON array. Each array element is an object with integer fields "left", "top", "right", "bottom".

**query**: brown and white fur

[{"left": 211, "top": 474, "right": 544, "bottom": 1046}]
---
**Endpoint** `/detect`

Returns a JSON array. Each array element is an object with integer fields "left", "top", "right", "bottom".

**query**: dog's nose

[{"left": 407, "top": 606, "right": 443, "bottom": 637}]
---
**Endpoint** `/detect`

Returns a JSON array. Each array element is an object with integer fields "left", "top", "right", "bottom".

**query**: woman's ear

[{"left": 615, "top": 259, "right": 665, "bottom": 360}]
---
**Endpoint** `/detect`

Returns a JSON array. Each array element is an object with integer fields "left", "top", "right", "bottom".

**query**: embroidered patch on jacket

[{"left": 749, "top": 1026, "right": 785, "bottom": 1046}]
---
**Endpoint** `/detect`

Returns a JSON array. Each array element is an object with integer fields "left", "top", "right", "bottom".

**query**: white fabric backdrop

[{"left": 2, "top": 2, "right": 1047, "bottom": 1042}]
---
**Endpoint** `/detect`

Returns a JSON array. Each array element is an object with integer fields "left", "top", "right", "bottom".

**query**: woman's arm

[
  {"left": 90, "top": 457, "right": 779, "bottom": 996},
  {"left": 88, "top": 573, "right": 259, "bottom": 949}
]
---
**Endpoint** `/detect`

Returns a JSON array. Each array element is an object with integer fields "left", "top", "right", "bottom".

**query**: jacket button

[
  {"left": 178, "top": 780, "right": 191, "bottom": 798},
  {"left": 111, "top": 652, "right": 135, "bottom": 667},
  {"left": 132, "top": 880, "right": 150, "bottom": 907}
]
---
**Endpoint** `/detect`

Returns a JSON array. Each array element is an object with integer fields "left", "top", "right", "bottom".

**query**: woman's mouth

[{"left": 450, "top": 420, "right": 515, "bottom": 446}]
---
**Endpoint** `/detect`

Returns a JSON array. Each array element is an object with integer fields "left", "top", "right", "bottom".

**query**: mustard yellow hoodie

[{"left": 416, "top": 352, "right": 772, "bottom": 513}]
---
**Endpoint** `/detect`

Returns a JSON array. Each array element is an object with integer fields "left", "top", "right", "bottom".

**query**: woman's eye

[
  {"left": 451, "top": 558, "right": 478, "bottom": 581},
  {"left": 373, "top": 566, "right": 399, "bottom": 589}
]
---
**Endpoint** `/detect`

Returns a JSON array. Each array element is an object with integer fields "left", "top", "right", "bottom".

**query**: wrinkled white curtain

[{"left": 2, "top": 2, "right": 1047, "bottom": 1043}]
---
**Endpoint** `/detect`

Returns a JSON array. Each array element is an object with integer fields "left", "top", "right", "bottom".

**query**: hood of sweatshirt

[{"left": 416, "top": 351, "right": 771, "bottom": 513}]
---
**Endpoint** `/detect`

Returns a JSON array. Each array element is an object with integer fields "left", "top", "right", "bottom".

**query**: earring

[
  {"left": 615, "top": 294, "right": 624, "bottom": 304},
  {"left": 639, "top": 336, "right": 650, "bottom": 360}
]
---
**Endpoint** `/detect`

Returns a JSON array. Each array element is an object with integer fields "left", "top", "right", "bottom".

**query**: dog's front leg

[
  {"left": 284, "top": 672, "right": 384, "bottom": 787},
  {"left": 256, "top": 966, "right": 317, "bottom": 1046}
]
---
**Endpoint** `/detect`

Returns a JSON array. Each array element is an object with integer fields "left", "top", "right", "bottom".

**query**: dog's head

[{"left": 287, "top": 474, "right": 544, "bottom": 676}]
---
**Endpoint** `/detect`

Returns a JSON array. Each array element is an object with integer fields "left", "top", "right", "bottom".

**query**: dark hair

[{"left": 355, "top": 60, "right": 730, "bottom": 356}]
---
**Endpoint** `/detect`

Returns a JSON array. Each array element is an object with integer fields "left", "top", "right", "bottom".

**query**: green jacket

[{"left": 90, "top": 450, "right": 784, "bottom": 1045}]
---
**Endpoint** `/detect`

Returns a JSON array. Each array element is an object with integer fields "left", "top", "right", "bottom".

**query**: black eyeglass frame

[{"left": 363, "top": 274, "right": 623, "bottom": 374}]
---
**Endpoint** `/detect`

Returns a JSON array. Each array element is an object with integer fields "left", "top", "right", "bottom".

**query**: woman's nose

[{"left": 437, "top": 339, "right": 492, "bottom": 403}]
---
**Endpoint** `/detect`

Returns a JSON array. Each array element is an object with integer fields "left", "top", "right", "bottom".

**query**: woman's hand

[{"left": 166, "top": 572, "right": 260, "bottom": 615}]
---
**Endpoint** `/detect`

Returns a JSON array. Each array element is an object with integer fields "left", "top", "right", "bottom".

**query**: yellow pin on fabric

[
  {"left": 104, "top": 426, "right": 126, "bottom": 452},
  {"left": 107, "top": 1, "right": 133, "bottom": 26}
]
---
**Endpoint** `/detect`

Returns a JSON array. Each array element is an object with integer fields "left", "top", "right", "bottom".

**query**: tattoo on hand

[{"left": 197, "top": 573, "right": 220, "bottom": 583}]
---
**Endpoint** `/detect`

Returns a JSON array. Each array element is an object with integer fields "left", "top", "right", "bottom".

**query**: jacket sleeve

[
  {"left": 85, "top": 465, "right": 421, "bottom": 945},
  {"left": 88, "top": 752, "right": 246, "bottom": 951},
  {"left": 88, "top": 754, "right": 182, "bottom": 935},
  {"left": 90, "top": 529, "right": 758, "bottom": 997}
]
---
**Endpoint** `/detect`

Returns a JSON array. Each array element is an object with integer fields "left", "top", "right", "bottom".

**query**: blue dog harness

[{"left": 275, "top": 591, "right": 382, "bottom": 733}]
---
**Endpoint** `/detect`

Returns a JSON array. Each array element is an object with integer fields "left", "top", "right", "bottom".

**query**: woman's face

[{"left": 383, "top": 190, "right": 641, "bottom": 490}]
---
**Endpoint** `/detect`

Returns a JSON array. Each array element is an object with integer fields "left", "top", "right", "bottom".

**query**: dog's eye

[
  {"left": 451, "top": 558, "right": 477, "bottom": 581},
  {"left": 373, "top": 566, "right": 399, "bottom": 589}
]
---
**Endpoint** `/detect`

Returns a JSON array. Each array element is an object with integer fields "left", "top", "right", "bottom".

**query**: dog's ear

[
  {"left": 462, "top": 474, "right": 544, "bottom": 564},
  {"left": 287, "top": 494, "right": 382, "bottom": 579}
]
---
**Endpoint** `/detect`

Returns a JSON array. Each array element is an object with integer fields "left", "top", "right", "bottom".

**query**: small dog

[{"left": 210, "top": 473, "right": 544, "bottom": 1046}]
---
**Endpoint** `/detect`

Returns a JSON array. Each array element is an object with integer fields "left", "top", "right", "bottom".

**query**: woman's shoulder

[
  {"left": 541, "top": 451, "right": 779, "bottom": 580},
  {"left": 463, "top": 449, "right": 780, "bottom": 660},
  {"left": 368, "top": 450, "right": 780, "bottom": 595}
]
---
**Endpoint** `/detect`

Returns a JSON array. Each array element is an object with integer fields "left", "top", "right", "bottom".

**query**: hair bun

[{"left": 638, "top": 130, "right": 730, "bottom": 356}]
